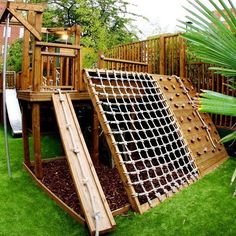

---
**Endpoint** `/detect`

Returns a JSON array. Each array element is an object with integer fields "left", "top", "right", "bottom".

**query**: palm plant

[{"left": 179, "top": 0, "right": 236, "bottom": 193}]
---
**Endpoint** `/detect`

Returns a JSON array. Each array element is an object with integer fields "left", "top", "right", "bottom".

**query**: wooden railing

[
  {"left": 187, "top": 62, "right": 236, "bottom": 130},
  {"left": 105, "top": 34, "right": 185, "bottom": 77},
  {"left": 18, "top": 42, "right": 83, "bottom": 92},
  {"left": 98, "top": 54, "right": 150, "bottom": 73},
  {"left": 0, "top": 71, "right": 17, "bottom": 89},
  {"left": 35, "top": 42, "right": 82, "bottom": 91},
  {"left": 102, "top": 34, "right": 235, "bottom": 130}
]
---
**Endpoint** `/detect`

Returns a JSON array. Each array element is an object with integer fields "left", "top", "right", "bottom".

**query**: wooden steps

[{"left": 52, "top": 93, "right": 115, "bottom": 235}]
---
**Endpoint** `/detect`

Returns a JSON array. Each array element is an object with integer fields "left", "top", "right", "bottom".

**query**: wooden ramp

[{"left": 52, "top": 92, "right": 115, "bottom": 235}]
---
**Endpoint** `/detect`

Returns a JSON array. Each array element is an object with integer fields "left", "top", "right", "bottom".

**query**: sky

[{"left": 127, "top": 0, "right": 214, "bottom": 38}]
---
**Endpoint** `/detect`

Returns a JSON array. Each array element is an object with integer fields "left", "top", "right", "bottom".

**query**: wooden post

[
  {"left": 22, "top": 102, "right": 30, "bottom": 167},
  {"left": 98, "top": 51, "right": 104, "bottom": 69},
  {"left": 32, "top": 12, "right": 42, "bottom": 92},
  {"left": 147, "top": 61, "right": 152, "bottom": 73},
  {"left": 32, "top": 103, "right": 42, "bottom": 179},
  {"left": 159, "top": 36, "right": 165, "bottom": 75},
  {"left": 73, "top": 25, "right": 82, "bottom": 91},
  {"left": 91, "top": 109, "right": 100, "bottom": 166},
  {"left": 21, "top": 11, "right": 34, "bottom": 90},
  {"left": 179, "top": 37, "right": 186, "bottom": 78}
]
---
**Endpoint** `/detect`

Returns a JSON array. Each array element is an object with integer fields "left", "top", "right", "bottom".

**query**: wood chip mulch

[{"left": 41, "top": 159, "right": 129, "bottom": 214}]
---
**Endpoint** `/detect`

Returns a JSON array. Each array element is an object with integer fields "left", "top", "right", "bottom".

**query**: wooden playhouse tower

[{"left": 0, "top": 1, "right": 229, "bottom": 235}]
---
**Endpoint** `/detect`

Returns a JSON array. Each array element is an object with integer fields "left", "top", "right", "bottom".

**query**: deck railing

[
  {"left": 34, "top": 42, "right": 82, "bottom": 91},
  {"left": 102, "top": 34, "right": 235, "bottom": 130},
  {"left": 0, "top": 71, "right": 17, "bottom": 89},
  {"left": 98, "top": 54, "right": 150, "bottom": 73},
  {"left": 17, "top": 42, "right": 82, "bottom": 92}
]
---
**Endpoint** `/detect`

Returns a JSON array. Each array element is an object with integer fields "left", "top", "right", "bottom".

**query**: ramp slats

[{"left": 52, "top": 93, "right": 115, "bottom": 235}]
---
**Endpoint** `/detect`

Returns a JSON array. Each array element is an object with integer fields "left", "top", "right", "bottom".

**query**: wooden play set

[{"left": 0, "top": 2, "right": 229, "bottom": 235}]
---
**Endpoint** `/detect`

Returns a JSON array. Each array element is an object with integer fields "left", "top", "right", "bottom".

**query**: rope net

[{"left": 86, "top": 70, "right": 199, "bottom": 206}]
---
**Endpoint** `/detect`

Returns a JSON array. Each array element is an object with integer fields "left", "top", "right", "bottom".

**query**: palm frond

[
  {"left": 181, "top": 0, "right": 236, "bottom": 73},
  {"left": 221, "top": 130, "right": 236, "bottom": 143},
  {"left": 198, "top": 90, "right": 236, "bottom": 116}
]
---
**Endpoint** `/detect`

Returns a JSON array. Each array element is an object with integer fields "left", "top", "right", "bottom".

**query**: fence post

[
  {"left": 98, "top": 51, "right": 104, "bottom": 69},
  {"left": 180, "top": 37, "right": 186, "bottom": 78},
  {"left": 159, "top": 36, "right": 165, "bottom": 75},
  {"left": 32, "top": 12, "right": 42, "bottom": 92}
]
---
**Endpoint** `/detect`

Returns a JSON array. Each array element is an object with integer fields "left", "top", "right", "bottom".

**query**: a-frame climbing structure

[
  {"left": 84, "top": 69, "right": 228, "bottom": 213},
  {"left": 0, "top": 1, "right": 229, "bottom": 234}
]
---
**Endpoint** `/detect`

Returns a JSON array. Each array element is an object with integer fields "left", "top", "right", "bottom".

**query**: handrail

[
  {"left": 36, "top": 41, "right": 81, "bottom": 50},
  {"left": 29, "top": 51, "right": 76, "bottom": 57},
  {"left": 100, "top": 55, "right": 148, "bottom": 66}
]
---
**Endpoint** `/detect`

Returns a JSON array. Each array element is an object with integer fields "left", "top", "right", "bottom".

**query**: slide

[
  {"left": 6, "top": 89, "right": 22, "bottom": 136},
  {"left": 52, "top": 93, "right": 115, "bottom": 235}
]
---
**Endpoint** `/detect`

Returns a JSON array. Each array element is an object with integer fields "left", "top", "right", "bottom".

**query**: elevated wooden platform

[{"left": 17, "top": 90, "right": 90, "bottom": 102}]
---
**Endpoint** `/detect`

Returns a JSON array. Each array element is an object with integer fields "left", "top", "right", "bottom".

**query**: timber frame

[
  {"left": 0, "top": 1, "right": 131, "bottom": 228},
  {"left": 0, "top": 1, "right": 229, "bottom": 232}
]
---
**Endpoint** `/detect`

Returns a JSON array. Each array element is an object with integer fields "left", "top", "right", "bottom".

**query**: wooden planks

[
  {"left": 154, "top": 75, "right": 228, "bottom": 176},
  {"left": 99, "top": 55, "right": 149, "bottom": 73},
  {"left": 52, "top": 93, "right": 115, "bottom": 235}
]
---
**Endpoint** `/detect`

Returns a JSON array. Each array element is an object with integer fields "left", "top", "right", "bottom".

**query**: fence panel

[{"left": 102, "top": 34, "right": 235, "bottom": 130}]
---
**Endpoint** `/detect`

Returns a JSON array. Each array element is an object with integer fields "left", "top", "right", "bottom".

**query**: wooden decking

[{"left": 17, "top": 90, "right": 90, "bottom": 101}]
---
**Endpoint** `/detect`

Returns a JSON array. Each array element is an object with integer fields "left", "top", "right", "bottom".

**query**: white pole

[{"left": 2, "top": 13, "right": 12, "bottom": 177}]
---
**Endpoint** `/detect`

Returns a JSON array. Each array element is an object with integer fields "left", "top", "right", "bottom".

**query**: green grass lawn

[{"left": 0, "top": 125, "right": 235, "bottom": 236}]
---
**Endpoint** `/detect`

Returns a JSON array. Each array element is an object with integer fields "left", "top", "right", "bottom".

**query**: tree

[
  {"left": 27, "top": 0, "right": 143, "bottom": 67},
  {"left": 7, "top": 39, "right": 23, "bottom": 72},
  {"left": 31, "top": 0, "right": 142, "bottom": 50}
]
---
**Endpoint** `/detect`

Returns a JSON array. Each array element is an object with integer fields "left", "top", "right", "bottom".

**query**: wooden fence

[{"left": 102, "top": 33, "right": 235, "bottom": 130}]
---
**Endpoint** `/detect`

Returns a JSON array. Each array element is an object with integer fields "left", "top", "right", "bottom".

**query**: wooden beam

[
  {"left": 180, "top": 37, "right": 186, "bottom": 78},
  {"left": 36, "top": 42, "right": 81, "bottom": 50},
  {"left": 21, "top": 10, "right": 34, "bottom": 90},
  {"left": 98, "top": 51, "right": 104, "bottom": 69},
  {"left": 8, "top": 2, "right": 46, "bottom": 13},
  {"left": 23, "top": 163, "right": 86, "bottom": 226},
  {"left": 91, "top": 109, "right": 100, "bottom": 166},
  {"left": 22, "top": 102, "right": 30, "bottom": 167},
  {"left": 7, "top": 8, "right": 41, "bottom": 41},
  {"left": 102, "top": 56, "right": 148, "bottom": 66},
  {"left": 32, "top": 12, "right": 43, "bottom": 92},
  {"left": 32, "top": 103, "right": 42, "bottom": 179},
  {"left": 32, "top": 45, "right": 42, "bottom": 91},
  {"left": 159, "top": 36, "right": 165, "bottom": 75},
  {"left": 0, "top": 4, "right": 8, "bottom": 23}
]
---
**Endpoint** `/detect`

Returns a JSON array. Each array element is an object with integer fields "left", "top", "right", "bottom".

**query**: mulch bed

[{"left": 41, "top": 159, "right": 129, "bottom": 214}]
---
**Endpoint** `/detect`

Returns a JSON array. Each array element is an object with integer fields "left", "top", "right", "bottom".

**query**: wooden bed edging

[
  {"left": 24, "top": 159, "right": 131, "bottom": 225},
  {"left": 23, "top": 163, "right": 86, "bottom": 226}
]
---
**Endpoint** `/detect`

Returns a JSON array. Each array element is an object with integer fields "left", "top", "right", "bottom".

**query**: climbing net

[{"left": 86, "top": 70, "right": 199, "bottom": 206}]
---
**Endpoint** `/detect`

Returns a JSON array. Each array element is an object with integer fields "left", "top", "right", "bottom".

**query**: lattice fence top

[{"left": 85, "top": 69, "right": 199, "bottom": 213}]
